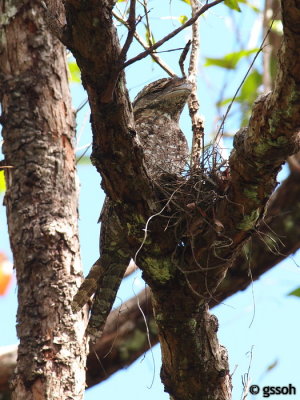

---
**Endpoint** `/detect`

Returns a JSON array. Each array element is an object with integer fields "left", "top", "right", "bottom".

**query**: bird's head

[{"left": 133, "top": 77, "right": 192, "bottom": 121}]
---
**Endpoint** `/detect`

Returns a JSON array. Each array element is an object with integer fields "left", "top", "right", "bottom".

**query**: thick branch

[
  {"left": 177, "top": 0, "right": 300, "bottom": 299},
  {"left": 60, "top": 0, "right": 152, "bottom": 207},
  {"left": 86, "top": 288, "right": 156, "bottom": 387},
  {"left": 87, "top": 168, "right": 300, "bottom": 387},
  {"left": 227, "top": 0, "right": 300, "bottom": 241}
]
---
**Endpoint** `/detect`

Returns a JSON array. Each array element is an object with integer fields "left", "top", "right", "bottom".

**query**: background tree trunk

[{"left": 0, "top": 1, "right": 87, "bottom": 399}]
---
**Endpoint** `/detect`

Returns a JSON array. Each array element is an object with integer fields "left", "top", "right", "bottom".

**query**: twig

[
  {"left": 188, "top": 0, "right": 205, "bottom": 169},
  {"left": 241, "top": 346, "right": 254, "bottom": 400},
  {"left": 262, "top": 0, "right": 273, "bottom": 93},
  {"left": 179, "top": 40, "right": 191, "bottom": 77},
  {"left": 75, "top": 98, "right": 88, "bottom": 114},
  {"left": 123, "top": 0, "right": 225, "bottom": 69},
  {"left": 0, "top": 160, "right": 13, "bottom": 168},
  {"left": 113, "top": 11, "right": 176, "bottom": 76},
  {"left": 76, "top": 143, "right": 91, "bottom": 165},
  {"left": 142, "top": 0, "right": 153, "bottom": 46},
  {"left": 119, "top": 0, "right": 137, "bottom": 61}
]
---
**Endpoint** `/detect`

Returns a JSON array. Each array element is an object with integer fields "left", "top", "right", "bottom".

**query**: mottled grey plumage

[
  {"left": 134, "top": 77, "right": 192, "bottom": 177},
  {"left": 72, "top": 77, "right": 192, "bottom": 342}
]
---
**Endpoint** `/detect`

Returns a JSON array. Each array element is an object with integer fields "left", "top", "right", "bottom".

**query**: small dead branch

[
  {"left": 119, "top": 0, "right": 137, "bottom": 61},
  {"left": 179, "top": 40, "right": 191, "bottom": 77},
  {"left": 123, "top": 0, "right": 225, "bottom": 69},
  {"left": 188, "top": 0, "right": 205, "bottom": 169},
  {"left": 113, "top": 11, "right": 176, "bottom": 76}
]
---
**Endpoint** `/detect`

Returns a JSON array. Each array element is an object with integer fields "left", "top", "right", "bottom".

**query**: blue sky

[{"left": 1, "top": 0, "right": 300, "bottom": 399}]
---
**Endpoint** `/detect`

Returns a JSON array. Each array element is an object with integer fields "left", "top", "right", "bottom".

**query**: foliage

[
  {"left": 205, "top": 48, "right": 260, "bottom": 70},
  {"left": 224, "top": 0, "right": 241, "bottom": 12},
  {"left": 0, "top": 170, "right": 6, "bottom": 192},
  {"left": 288, "top": 287, "right": 300, "bottom": 298},
  {"left": 218, "top": 69, "right": 262, "bottom": 126},
  {"left": 68, "top": 61, "right": 81, "bottom": 83}
]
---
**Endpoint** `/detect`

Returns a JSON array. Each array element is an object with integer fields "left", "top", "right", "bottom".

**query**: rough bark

[
  {"left": 56, "top": 1, "right": 300, "bottom": 399},
  {"left": 0, "top": 1, "right": 87, "bottom": 399}
]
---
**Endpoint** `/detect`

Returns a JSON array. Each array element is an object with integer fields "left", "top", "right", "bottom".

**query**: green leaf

[
  {"left": 239, "top": 69, "right": 262, "bottom": 102},
  {"left": 271, "top": 19, "right": 283, "bottom": 35},
  {"left": 205, "top": 48, "right": 259, "bottom": 69},
  {"left": 237, "top": 0, "right": 260, "bottom": 12},
  {"left": 288, "top": 288, "right": 300, "bottom": 297},
  {"left": 178, "top": 15, "right": 188, "bottom": 25},
  {"left": 144, "top": 24, "right": 155, "bottom": 47},
  {"left": 217, "top": 97, "right": 235, "bottom": 107},
  {"left": 0, "top": 171, "right": 6, "bottom": 193},
  {"left": 217, "top": 69, "right": 262, "bottom": 126},
  {"left": 217, "top": 70, "right": 261, "bottom": 106},
  {"left": 68, "top": 61, "right": 81, "bottom": 84},
  {"left": 224, "top": 0, "right": 241, "bottom": 12},
  {"left": 239, "top": 70, "right": 262, "bottom": 125}
]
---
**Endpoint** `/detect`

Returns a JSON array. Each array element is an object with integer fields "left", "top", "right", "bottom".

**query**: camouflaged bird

[{"left": 72, "top": 77, "right": 192, "bottom": 342}]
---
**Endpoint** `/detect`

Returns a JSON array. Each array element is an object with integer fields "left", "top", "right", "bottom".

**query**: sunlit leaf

[
  {"left": 179, "top": 0, "right": 191, "bottom": 4},
  {"left": 0, "top": 170, "right": 6, "bottom": 193},
  {"left": 239, "top": 69, "right": 262, "bottom": 125},
  {"left": 271, "top": 19, "right": 283, "bottom": 35},
  {"left": 217, "top": 69, "right": 262, "bottom": 127},
  {"left": 288, "top": 288, "right": 300, "bottom": 297},
  {"left": 239, "top": 69, "right": 262, "bottom": 102},
  {"left": 217, "top": 70, "right": 261, "bottom": 106},
  {"left": 237, "top": 0, "right": 260, "bottom": 12},
  {"left": 224, "top": 0, "right": 241, "bottom": 12},
  {"left": 68, "top": 61, "right": 81, "bottom": 84},
  {"left": 217, "top": 97, "right": 235, "bottom": 107},
  {"left": 205, "top": 48, "right": 259, "bottom": 69},
  {"left": 145, "top": 24, "right": 156, "bottom": 47},
  {"left": 178, "top": 15, "right": 188, "bottom": 25}
]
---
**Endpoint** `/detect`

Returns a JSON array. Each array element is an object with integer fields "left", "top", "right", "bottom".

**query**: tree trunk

[{"left": 0, "top": 1, "right": 87, "bottom": 399}]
